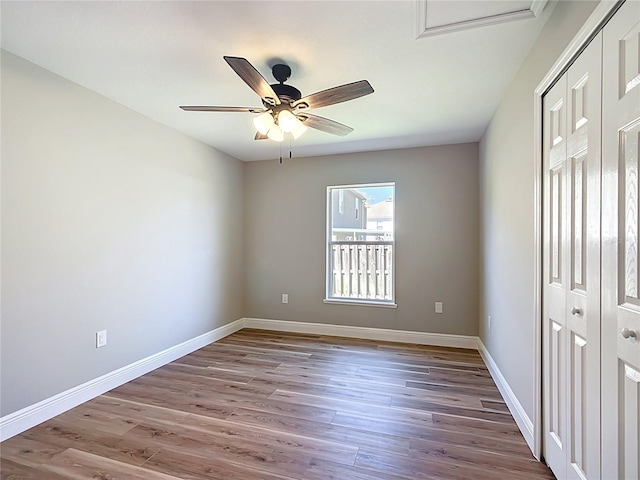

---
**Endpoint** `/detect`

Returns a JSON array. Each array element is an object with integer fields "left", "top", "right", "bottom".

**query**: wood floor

[{"left": 1, "top": 329, "right": 555, "bottom": 479}]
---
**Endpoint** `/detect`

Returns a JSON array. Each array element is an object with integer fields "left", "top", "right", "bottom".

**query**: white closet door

[
  {"left": 565, "top": 32, "right": 602, "bottom": 480},
  {"left": 543, "top": 32, "right": 602, "bottom": 480},
  {"left": 602, "top": 1, "right": 640, "bottom": 479},
  {"left": 543, "top": 72, "right": 569, "bottom": 480}
]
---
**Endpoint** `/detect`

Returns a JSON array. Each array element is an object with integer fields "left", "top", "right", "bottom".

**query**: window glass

[{"left": 326, "top": 183, "right": 395, "bottom": 304}]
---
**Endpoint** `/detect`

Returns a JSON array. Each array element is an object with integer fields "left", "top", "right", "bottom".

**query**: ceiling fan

[{"left": 180, "top": 56, "right": 374, "bottom": 142}]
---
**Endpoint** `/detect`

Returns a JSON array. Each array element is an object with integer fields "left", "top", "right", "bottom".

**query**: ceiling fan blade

[
  {"left": 224, "top": 56, "right": 281, "bottom": 106},
  {"left": 298, "top": 113, "right": 354, "bottom": 136},
  {"left": 254, "top": 132, "right": 268, "bottom": 140},
  {"left": 180, "top": 106, "right": 264, "bottom": 113},
  {"left": 293, "top": 80, "right": 373, "bottom": 110}
]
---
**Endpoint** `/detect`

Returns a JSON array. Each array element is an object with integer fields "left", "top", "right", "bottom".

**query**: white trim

[
  {"left": 326, "top": 182, "right": 396, "bottom": 304},
  {"left": 245, "top": 318, "right": 540, "bottom": 447},
  {"left": 532, "top": 0, "right": 621, "bottom": 461},
  {"left": 322, "top": 299, "right": 398, "bottom": 309},
  {"left": 326, "top": 182, "right": 396, "bottom": 191},
  {"left": 416, "top": 0, "right": 549, "bottom": 39},
  {"left": 535, "top": 1, "right": 620, "bottom": 96},
  {"left": 530, "top": 0, "right": 548, "bottom": 18},
  {"left": 478, "top": 340, "right": 535, "bottom": 451},
  {"left": 2, "top": 316, "right": 538, "bottom": 450},
  {"left": 0, "top": 318, "right": 244, "bottom": 441},
  {"left": 242, "top": 317, "right": 478, "bottom": 349},
  {"left": 532, "top": 68, "right": 544, "bottom": 461}
]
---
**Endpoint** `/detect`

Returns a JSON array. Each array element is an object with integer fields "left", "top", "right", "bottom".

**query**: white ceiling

[{"left": 1, "top": 1, "right": 555, "bottom": 162}]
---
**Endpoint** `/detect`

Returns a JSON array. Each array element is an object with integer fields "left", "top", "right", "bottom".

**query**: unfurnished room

[{"left": 1, "top": 1, "right": 639, "bottom": 479}]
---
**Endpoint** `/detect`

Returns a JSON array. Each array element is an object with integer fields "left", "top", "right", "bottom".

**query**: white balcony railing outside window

[{"left": 329, "top": 241, "right": 393, "bottom": 301}]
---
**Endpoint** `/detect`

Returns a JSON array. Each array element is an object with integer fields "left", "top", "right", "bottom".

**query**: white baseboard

[
  {"left": 242, "top": 317, "right": 479, "bottom": 350},
  {"left": 245, "top": 318, "right": 541, "bottom": 447},
  {"left": 0, "top": 318, "right": 244, "bottom": 441},
  {"left": 478, "top": 339, "right": 534, "bottom": 452},
  {"left": 2, "top": 317, "right": 534, "bottom": 451}
]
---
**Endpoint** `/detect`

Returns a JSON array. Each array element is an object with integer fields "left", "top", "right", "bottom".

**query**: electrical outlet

[
  {"left": 96, "top": 330, "right": 107, "bottom": 348},
  {"left": 282, "top": 294, "right": 289, "bottom": 304},
  {"left": 488, "top": 316, "right": 492, "bottom": 330},
  {"left": 435, "top": 302, "right": 443, "bottom": 314}
]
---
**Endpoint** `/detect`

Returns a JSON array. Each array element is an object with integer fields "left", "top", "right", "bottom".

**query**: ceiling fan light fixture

[
  {"left": 291, "top": 118, "right": 308, "bottom": 139},
  {"left": 267, "top": 123, "right": 284, "bottom": 142},
  {"left": 181, "top": 57, "right": 374, "bottom": 143},
  {"left": 277, "top": 109, "right": 297, "bottom": 133},
  {"left": 253, "top": 111, "right": 274, "bottom": 135}
]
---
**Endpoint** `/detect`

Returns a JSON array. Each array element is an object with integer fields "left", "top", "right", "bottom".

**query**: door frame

[{"left": 533, "top": 0, "right": 622, "bottom": 460}]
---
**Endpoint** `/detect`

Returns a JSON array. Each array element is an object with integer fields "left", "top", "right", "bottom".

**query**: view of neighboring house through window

[{"left": 326, "top": 183, "right": 395, "bottom": 305}]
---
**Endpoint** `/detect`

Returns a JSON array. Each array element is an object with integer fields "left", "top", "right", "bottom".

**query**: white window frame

[{"left": 324, "top": 182, "right": 396, "bottom": 308}]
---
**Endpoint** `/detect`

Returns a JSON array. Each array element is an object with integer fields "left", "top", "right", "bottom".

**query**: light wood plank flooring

[{"left": 1, "top": 329, "right": 555, "bottom": 479}]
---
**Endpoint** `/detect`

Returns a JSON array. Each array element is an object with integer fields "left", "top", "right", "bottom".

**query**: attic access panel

[{"left": 416, "top": 0, "right": 549, "bottom": 38}]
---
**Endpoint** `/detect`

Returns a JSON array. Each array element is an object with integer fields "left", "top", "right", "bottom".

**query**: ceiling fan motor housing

[
  {"left": 268, "top": 64, "right": 301, "bottom": 105},
  {"left": 268, "top": 83, "right": 302, "bottom": 105}
]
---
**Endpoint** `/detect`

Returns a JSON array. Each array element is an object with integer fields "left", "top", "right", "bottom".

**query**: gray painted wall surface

[
  {"left": 2, "top": 0, "right": 599, "bottom": 423},
  {"left": 478, "top": 0, "right": 599, "bottom": 420},
  {"left": 1, "top": 51, "right": 245, "bottom": 416},
  {"left": 244, "top": 144, "right": 479, "bottom": 335}
]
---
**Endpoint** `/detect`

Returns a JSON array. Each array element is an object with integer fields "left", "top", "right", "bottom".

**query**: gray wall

[
  {"left": 479, "top": 0, "right": 599, "bottom": 420},
  {"left": 244, "top": 144, "right": 479, "bottom": 335},
  {"left": 4, "top": 0, "right": 598, "bottom": 421},
  {"left": 1, "top": 51, "right": 245, "bottom": 416}
]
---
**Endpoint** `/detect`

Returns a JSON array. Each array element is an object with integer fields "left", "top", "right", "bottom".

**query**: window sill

[{"left": 323, "top": 298, "right": 398, "bottom": 309}]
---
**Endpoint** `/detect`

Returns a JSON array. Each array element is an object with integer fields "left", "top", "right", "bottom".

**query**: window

[{"left": 326, "top": 183, "right": 395, "bottom": 306}]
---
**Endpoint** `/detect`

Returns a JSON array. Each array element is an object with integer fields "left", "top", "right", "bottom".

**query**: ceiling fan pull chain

[{"left": 279, "top": 143, "right": 283, "bottom": 164}]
